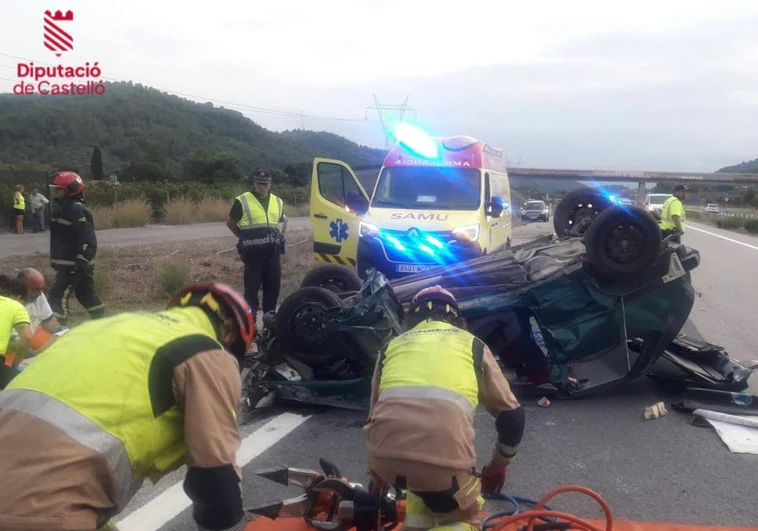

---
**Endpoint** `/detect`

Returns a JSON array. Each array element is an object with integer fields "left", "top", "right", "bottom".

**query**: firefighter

[
  {"left": 47, "top": 171, "right": 105, "bottom": 326},
  {"left": 0, "top": 283, "right": 256, "bottom": 531},
  {"left": 225, "top": 168, "right": 288, "bottom": 321},
  {"left": 659, "top": 184, "right": 688, "bottom": 243},
  {"left": 364, "top": 286, "right": 525, "bottom": 531}
]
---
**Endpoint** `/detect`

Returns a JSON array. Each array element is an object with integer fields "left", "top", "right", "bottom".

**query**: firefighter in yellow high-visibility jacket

[{"left": 364, "top": 286, "right": 525, "bottom": 531}]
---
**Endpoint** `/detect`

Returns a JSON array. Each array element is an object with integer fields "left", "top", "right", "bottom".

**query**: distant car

[
  {"left": 704, "top": 204, "right": 720, "bottom": 214},
  {"left": 645, "top": 193, "right": 670, "bottom": 220},
  {"left": 520, "top": 200, "right": 550, "bottom": 222}
]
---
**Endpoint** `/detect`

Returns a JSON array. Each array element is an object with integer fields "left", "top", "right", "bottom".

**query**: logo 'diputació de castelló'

[{"left": 14, "top": 9, "right": 106, "bottom": 96}]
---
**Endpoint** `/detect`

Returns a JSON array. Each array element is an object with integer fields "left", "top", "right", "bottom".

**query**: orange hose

[{"left": 488, "top": 485, "right": 613, "bottom": 531}]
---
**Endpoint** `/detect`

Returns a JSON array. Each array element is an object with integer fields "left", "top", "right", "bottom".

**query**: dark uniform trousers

[
  {"left": 49, "top": 266, "right": 105, "bottom": 326},
  {"left": 242, "top": 249, "right": 281, "bottom": 316}
]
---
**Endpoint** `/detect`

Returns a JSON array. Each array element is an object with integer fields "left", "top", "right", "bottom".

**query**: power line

[
  {"left": 367, "top": 94, "right": 417, "bottom": 148},
  {"left": 0, "top": 52, "right": 370, "bottom": 123}
]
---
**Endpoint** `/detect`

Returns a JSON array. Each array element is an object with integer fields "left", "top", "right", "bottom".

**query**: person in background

[
  {"left": 12, "top": 184, "right": 25, "bottom": 234},
  {"left": 659, "top": 184, "right": 688, "bottom": 243},
  {"left": 225, "top": 169, "right": 288, "bottom": 324},
  {"left": 48, "top": 171, "right": 105, "bottom": 327},
  {"left": 29, "top": 187, "right": 50, "bottom": 233},
  {"left": 0, "top": 274, "right": 32, "bottom": 389},
  {"left": 14, "top": 268, "right": 60, "bottom": 335}
]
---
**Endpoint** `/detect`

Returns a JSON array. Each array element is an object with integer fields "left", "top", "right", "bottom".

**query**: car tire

[
  {"left": 274, "top": 287, "right": 344, "bottom": 358},
  {"left": 584, "top": 205, "right": 662, "bottom": 280},
  {"left": 300, "top": 264, "right": 363, "bottom": 293},
  {"left": 554, "top": 187, "right": 615, "bottom": 237}
]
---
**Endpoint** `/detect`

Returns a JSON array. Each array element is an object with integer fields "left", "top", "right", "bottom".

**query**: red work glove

[{"left": 480, "top": 464, "right": 508, "bottom": 495}]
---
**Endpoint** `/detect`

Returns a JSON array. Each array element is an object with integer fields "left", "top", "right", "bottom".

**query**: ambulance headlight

[
  {"left": 360, "top": 221, "right": 380, "bottom": 238},
  {"left": 452, "top": 224, "right": 480, "bottom": 242}
]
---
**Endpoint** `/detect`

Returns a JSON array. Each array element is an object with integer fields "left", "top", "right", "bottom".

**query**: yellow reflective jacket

[
  {"left": 235, "top": 191, "right": 283, "bottom": 250},
  {"left": 660, "top": 196, "right": 686, "bottom": 232},
  {"left": 0, "top": 306, "right": 224, "bottom": 511}
]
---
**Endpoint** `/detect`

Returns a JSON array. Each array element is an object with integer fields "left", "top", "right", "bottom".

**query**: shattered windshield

[{"left": 371, "top": 166, "right": 481, "bottom": 210}]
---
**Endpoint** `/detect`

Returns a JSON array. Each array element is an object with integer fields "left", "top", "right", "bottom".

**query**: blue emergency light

[{"left": 394, "top": 123, "right": 439, "bottom": 159}]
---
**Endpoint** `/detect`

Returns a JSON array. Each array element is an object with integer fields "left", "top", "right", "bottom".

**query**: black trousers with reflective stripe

[
  {"left": 242, "top": 249, "right": 281, "bottom": 315},
  {"left": 49, "top": 266, "right": 105, "bottom": 325}
]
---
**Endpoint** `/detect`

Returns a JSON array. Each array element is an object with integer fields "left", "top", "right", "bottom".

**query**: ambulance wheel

[
  {"left": 300, "top": 264, "right": 363, "bottom": 294},
  {"left": 585, "top": 205, "right": 661, "bottom": 280},
  {"left": 554, "top": 187, "right": 615, "bottom": 237},
  {"left": 275, "top": 287, "right": 344, "bottom": 353}
]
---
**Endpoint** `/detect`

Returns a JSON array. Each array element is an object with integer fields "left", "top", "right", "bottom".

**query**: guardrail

[{"left": 685, "top": 207, "right": 758, "bottom": 219}]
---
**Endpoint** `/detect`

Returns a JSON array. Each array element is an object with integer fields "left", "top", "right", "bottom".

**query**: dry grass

[
  {"left": 91, "top": 198, "right": 153, "bottom": 230},
  {"left": 163, "top": 197, "right": 237, "bottom": 224},
  {"left": 288, "top": 203, "right": 309, "bottom": 217},
  {"left": 162, "top": 199, "right": 194, "bottom": 225},
  {"left": 195, "top": 198, "right": 231, "bottom": 222},
  {"left": 1, "top": 228, "right": 317, "bottom": 325}
]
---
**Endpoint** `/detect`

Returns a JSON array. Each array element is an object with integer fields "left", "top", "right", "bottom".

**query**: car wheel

[
  {"left": 584, "top": 205, "right": 662, "bottom": 280},
  {"left": 274, "top": 287, "right": 344, "bottom": 358},
  {"left": 554, "top": 187, "right": 615, "bottom": 237},
  {"left": 300, "top": 264, "right": 363, "bottom": 293}
]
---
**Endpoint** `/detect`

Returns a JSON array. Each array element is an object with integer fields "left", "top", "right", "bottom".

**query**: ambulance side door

[{"left": 310, "top": 158, "right": 371, "bottom": 267}]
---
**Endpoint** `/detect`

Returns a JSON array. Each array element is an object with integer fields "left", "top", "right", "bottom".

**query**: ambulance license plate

[{"left": 396, "top": 264, "right": 435, "bottom": 273}]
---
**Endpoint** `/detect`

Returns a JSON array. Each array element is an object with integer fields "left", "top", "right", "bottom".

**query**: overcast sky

[{"left": 2, "top": 0, "right": 758, "bottom": 171}]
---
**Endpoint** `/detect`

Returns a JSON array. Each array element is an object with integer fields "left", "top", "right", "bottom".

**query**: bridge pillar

[{"left": 637, "top": 181, "right": 646, "bottom": 206}]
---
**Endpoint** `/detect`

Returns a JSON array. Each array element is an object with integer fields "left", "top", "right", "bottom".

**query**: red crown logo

[
  {"left": 44, "top": 10, "right": 74, "bottom": 21},
  {"left": 44, "top": 10, "right": 75, "bottom": 57}
]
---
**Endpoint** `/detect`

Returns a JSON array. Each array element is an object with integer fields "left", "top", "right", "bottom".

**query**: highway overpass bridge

[{"left": 507, "top": 168, "right": 758, "bottom": 203}]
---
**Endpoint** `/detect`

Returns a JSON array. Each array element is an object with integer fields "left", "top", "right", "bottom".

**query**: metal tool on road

[{"left": 247, "top": 458, "right": 404, "bottom": 531}]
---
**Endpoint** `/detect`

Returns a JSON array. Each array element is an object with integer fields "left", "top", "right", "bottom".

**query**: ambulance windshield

[{"left": 371, "top": 167, "right": 481, "bottom": 210}]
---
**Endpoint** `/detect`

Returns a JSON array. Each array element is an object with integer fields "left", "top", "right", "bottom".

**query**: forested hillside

[
  {"left": 0, "top": 81, "right": 384, "bottom": 183},
  {"left": 718, "top": 159, "right": 758, "bottom": 173}
]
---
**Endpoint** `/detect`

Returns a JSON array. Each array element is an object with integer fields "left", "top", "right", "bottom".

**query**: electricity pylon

[{"left": 366, "top": 95, "right": 417, "bottom": 148}]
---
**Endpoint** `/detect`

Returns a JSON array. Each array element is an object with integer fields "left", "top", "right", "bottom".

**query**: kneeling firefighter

[
  {"left": 363, "top": 286, "right": 526, "bottom": 531},
  {"left": 0, "top": 283, "right": 256, "bottom": 531}
]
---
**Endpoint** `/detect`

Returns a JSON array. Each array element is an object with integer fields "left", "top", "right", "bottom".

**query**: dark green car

[{"left": 243, "top": 190, "right": 751, "bottom": 410}]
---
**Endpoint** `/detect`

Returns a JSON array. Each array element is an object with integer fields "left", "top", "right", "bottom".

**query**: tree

[
  {"left": 90, "top": 146, "right": 105, "bottom": 180},
  {"left": 182, "top": 150, "right": 242, "bottom": 183}
]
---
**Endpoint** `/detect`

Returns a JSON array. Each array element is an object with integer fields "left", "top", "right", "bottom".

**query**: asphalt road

[
  {"left": 5, "top": 218, "right": 758, "bottom": 529},
  {"left": 107, "top": 220, "right": 758, "bottom": 531},
  {"left": 0, "top": 218, "right": 312, "bottom": 259}
]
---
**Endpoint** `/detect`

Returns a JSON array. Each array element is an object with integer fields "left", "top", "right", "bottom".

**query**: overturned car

[{"left": 242, "top": 188, "right": 753, "bottom": 411}]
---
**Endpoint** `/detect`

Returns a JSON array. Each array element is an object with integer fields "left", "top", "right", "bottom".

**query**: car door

[{"left": 310, "top": 158, "right": 371, "bottom": 267}]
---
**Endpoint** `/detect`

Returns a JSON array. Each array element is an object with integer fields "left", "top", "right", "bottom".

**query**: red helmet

[
  {"left": 50, "top": 171, "right": 85, "bottom": 196},
  {"left": 409, "top": 285, "right": 460, "bottom": 317},
  {"left": 167, "top": 283, "right": 255, "bottom": 359}
]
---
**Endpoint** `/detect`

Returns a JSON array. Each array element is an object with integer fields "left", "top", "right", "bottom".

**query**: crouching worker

[
  {"left": 363, "top": 286, "right": 525, "bottom": 531},
  {"left": 0, "top": 283, "right": 256, "bottom": 531}
]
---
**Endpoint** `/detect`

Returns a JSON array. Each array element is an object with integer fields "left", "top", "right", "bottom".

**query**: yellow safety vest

[
  {"left": 660, "top": 196, "right": 686, "bottom": 232},
  {"left": 0, "top": 306, "right": 224, "bottom": 512},
  {"left": 377, "top": 319, "right": 483, "bottom": 414},
  {"left": 235, "top": 191, "right": 284, "bottom": 249},
  {"left": 13, "top": 192, "right": 25, "bottom": 211}
]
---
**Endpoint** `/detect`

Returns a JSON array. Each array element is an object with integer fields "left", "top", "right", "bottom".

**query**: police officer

[
  {"left": 364, "top": 286, "right": 525, "bottom": 531},
  {"left": 226, "top": 169, "right": 288, "bottom": 321},
  {"left": 48, "top": 171, "right": 105, "bottom": 326},
  {"left": 659, "top": 184, "right": 688, "bottom": 243},
  {"left": 0, "top": 283, "right": 256, "bottom": 531}
]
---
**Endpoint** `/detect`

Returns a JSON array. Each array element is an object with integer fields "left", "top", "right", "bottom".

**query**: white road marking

[
  {"left": 688, "top": 223, "right": 758, "bottom": 252},
  {"left": 117, "top": 412, "right": 311, "bottom": 531}
]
